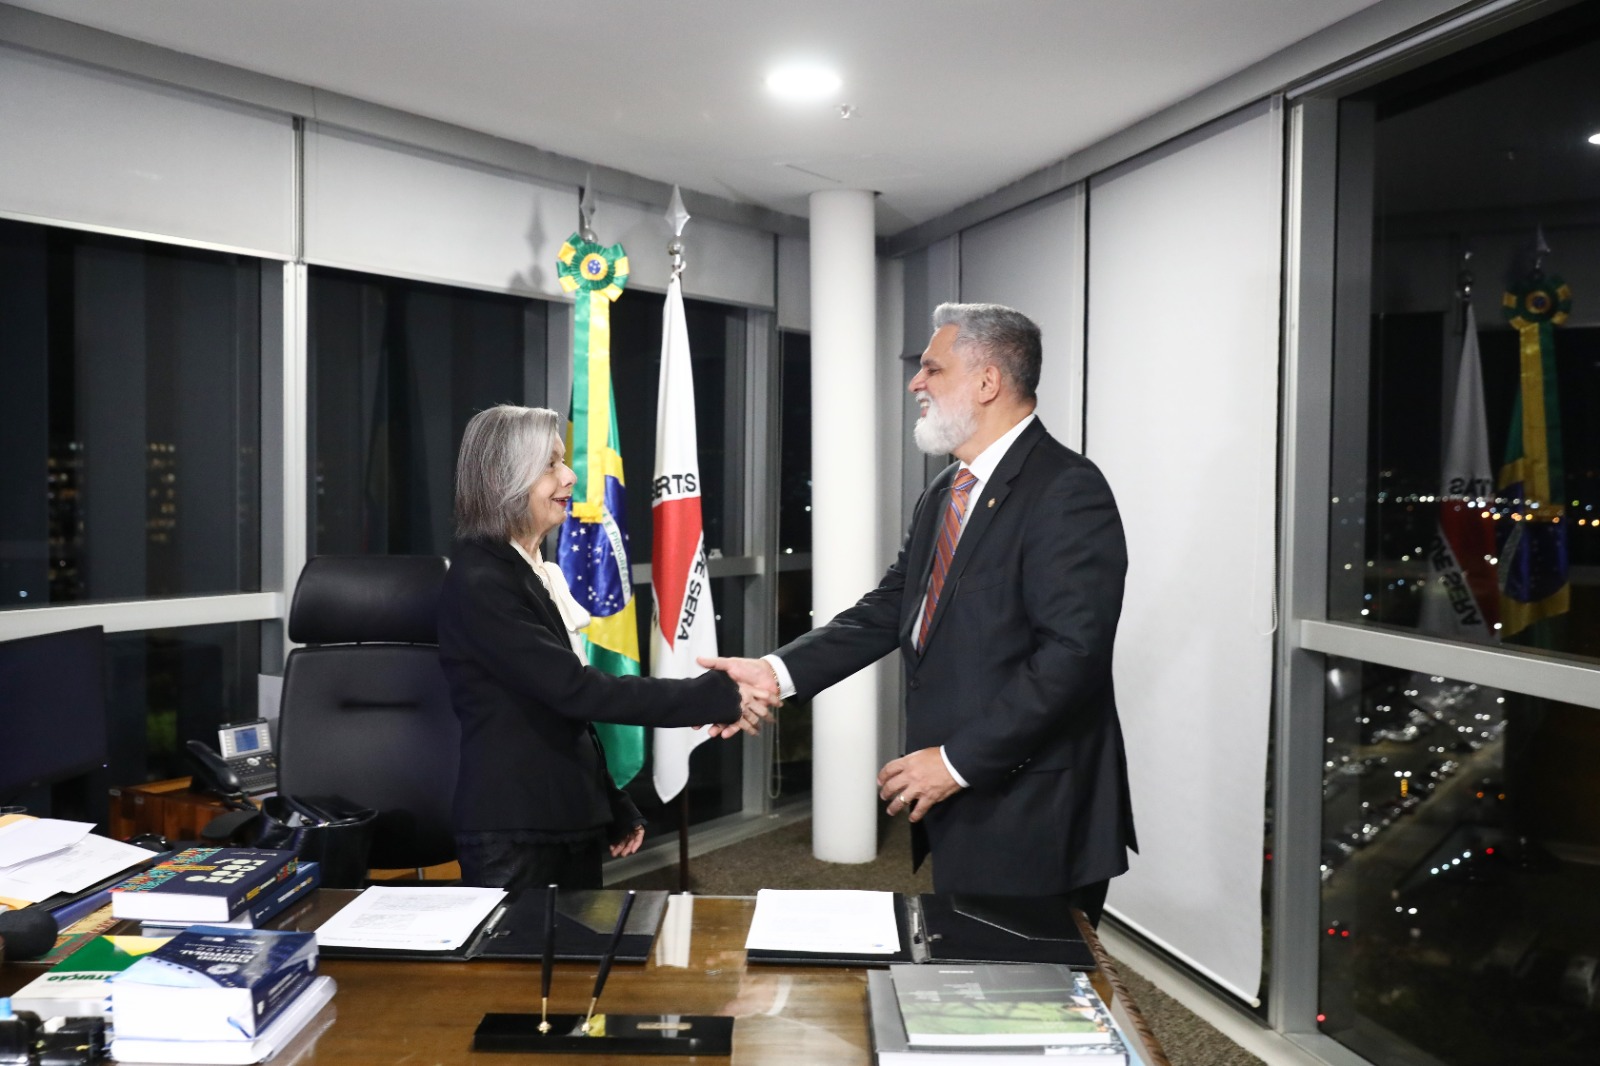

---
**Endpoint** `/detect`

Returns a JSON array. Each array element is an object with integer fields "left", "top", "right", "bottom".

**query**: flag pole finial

[
  {"left": 580, "top": 171, "right": 598, "bottom": 243},
  {"left": 665, "top": 185, "right": 691, "bottom": 281}
]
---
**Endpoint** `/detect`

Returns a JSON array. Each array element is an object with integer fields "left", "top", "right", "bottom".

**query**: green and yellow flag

[
  {"left": 1496, "top": 272, "right": 1571, "bottom": 639},
  {"left": 555, "top": 233, "right": 645, "bottom": 786}
]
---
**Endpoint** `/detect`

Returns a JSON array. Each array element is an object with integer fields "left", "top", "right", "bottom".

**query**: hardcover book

[
  {"left": 868, "top": 970, "right": 1128, "bottom": 1066},
  {"left": 109, "top": 926, "right": 319, "bottom": 1041},
  {"left": 7, "top": 935, "right": 171, "bottom": 1018},
  {"left": 891, "top": 963, "right": 1118, "bottom": 1048},
  {"left": 111, "top": 848, "right": 298, "bottom": 922},
  {"left": 139, "top": 862, "right": 322, "bottom": 935}
]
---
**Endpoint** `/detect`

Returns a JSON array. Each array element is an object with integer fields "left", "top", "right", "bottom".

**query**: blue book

[
  {"left": 138, "top": 863, "right": 322, "bottom": 935},
  {"left": 110, "top": 927, "right": 319, "bottom": 1041},
  {"left": 110, "top": 848, "right": 298, "bottom": 923}
]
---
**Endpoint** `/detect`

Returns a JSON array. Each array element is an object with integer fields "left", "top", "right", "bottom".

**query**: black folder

[
  {"left": 313, "top": 887, "right": 668, "bottom": 963},
  {"left": 744, "top": 891, "right": 1093, "bottom": 969}
]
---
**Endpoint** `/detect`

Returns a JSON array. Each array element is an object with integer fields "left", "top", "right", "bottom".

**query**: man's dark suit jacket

[
  {"left": 778, "top": 418, "right": 1136, "bottom": 895},
  {"left": 438, "top": 537, "right": 739, "bottom": 836}
]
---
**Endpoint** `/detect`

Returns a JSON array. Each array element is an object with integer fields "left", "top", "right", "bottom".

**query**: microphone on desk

[
  {"left": 538, "top": 884, "right": 557, "bottom": 1034},
  {"left": 581, "top": 889, "right": 636, "bottom": 1035},
  {"left": 0, "top": 907, "right": 58, "bottom": 961}
]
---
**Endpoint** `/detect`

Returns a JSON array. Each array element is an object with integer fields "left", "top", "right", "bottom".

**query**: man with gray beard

[{"left": 703, "top": 303, "right": 1136, "bottom": 924}]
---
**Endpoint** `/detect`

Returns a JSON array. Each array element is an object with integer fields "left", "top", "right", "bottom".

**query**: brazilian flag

[
  {"left": 1496, "top": 273, "right": 1571, "bottom": 640},
  {"left": 555, "top": 233, "right": 645, "bottom": 786}
]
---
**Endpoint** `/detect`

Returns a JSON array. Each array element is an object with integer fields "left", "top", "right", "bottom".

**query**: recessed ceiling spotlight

[
  {"left": 766, "top": 64, "right": 841, "bottom": 101},
  {"left": 1589, "top": 131, "right": 1600, "bottom": 146}
]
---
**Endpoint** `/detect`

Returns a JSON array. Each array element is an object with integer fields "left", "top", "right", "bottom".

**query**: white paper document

[
  {"left": 0, "top": 829, "right": 152, "bottom": 901},
  {"left": 0, "top": 818, "right": 94, "bottom": 866},
  {"left": 744, "top": 889, "right": 901, "bottom": 955},
  {"left": 313, "top": 886, "right": 506, "bottom": 951}
]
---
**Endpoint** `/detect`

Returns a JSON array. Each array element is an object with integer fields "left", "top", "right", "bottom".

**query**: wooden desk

[{"left": 1, "top": 894, "right": 1168, "bottom": 1066}]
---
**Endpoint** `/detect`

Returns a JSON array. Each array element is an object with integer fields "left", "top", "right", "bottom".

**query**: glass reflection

[
  {"left": 1327, "top": 6, "right": 1600, "bottom": 662},
  {"left": 1320, "top": 657, "right": 1600, "bottom": 1064}
]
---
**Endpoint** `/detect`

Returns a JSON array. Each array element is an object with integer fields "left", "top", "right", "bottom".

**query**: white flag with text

[{"left": 651, "top": 275, "right": 718, "bottom": 802}]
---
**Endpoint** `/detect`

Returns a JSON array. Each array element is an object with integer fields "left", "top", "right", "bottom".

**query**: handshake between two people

[
  {"left": 694, "top": 656, "right": 961, "bottom": 822},
  {"left": 697, "top": 655, "right": 782, "bottom": 739}
]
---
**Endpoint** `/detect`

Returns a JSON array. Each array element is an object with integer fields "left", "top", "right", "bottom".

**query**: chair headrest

[{"left": 288, "top": 555, "right": 448, "bottom": 646}]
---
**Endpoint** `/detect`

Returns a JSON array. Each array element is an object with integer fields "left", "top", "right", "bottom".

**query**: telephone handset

[{"left": 186, "top": 738, "right": 247, "bottom": 800}]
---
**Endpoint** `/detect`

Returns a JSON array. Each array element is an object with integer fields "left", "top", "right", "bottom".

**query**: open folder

[
  {"left": 744, "top": 890, "right": 1095, "bottom": 969},
  {"left": 310, "top": 886, "right": 669, "bottom": 963}
]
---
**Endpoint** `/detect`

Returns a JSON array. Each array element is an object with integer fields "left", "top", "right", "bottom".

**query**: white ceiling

[{"left": 8, "top": 0, "right": 1386, "bottom": 233}]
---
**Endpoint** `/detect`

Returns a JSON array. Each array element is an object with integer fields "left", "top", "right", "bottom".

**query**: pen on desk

[
  {"left": 581, "top": 889, "right": 636, "bottom": 1034},
  {"left": 538, "top": 883, "right": 558, "bottom": 1034}
]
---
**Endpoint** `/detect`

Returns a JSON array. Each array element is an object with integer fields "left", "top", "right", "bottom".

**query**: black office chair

[{"left": 277, "top": 555, "right": 458, "bottom": 876}]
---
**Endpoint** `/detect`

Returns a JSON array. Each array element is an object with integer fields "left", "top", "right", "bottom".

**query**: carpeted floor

[{"left": 616, "top": 816, "right": 1264, "bottom": 1066}]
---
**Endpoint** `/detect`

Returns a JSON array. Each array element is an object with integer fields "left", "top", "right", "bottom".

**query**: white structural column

[{"left": 807, "top": 189, "right": 880, "bottom": 863}]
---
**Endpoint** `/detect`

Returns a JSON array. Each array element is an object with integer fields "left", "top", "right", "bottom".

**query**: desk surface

[{"left": 2, "top": 893, "right": 1168, "bottom": 1066}]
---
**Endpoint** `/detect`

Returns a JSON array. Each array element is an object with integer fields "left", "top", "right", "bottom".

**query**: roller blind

[
  {"left": 592, "top": 194, "right": 775, "bottom": 308},
  {"left": 1084, "top": 102, "right": 1283, "bottom": 1003},
  {"left": 303, "top": 123, "right": 577, "bottom": 297},
  {"left": 960, "top": 187, "right": 1086, "bottom": 449},
  {"left": 0, "top": 45, "right": 294, "bottom": 257}
]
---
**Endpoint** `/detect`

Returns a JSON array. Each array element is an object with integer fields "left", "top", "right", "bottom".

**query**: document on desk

[
  {"left": 0, "top": 828, "right": 152, "bottom": 902},
  {"left": 744, "top": 889, "right": 901, "bottom": 955},
  {"left": 0, "top": 817, "right": 96, "bottom": 865},
  {"left": 314, "top": 886, "right": 507, "bottom": 952}
]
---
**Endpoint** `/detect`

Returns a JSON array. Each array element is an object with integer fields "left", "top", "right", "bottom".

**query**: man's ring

[{"left": 898, "top": 793, "right": 907, "bottom": 806}]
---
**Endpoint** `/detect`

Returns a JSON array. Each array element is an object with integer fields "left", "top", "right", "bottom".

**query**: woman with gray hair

[{"left": 437, "top": 404, "right": 770, "bottom": 889}]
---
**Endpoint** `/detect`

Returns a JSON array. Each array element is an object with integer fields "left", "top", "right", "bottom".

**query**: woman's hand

[
  {"left": 609, "top": 824, "right": 646, "bottom": 857},
  {"left": 704, "top": 681, "right": 781, "bottom": 739}
]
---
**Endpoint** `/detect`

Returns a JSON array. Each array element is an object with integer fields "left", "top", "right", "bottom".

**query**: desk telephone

[{"left": 186, "top": 718, "right": 279, "bottom": 797}]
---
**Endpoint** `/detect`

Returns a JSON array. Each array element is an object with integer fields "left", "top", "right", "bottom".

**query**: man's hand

[
  {"left": 610, "top": 824, "right": 645, "bottom": 857},
  {"left": 878, "top": 748, "right": 961, "bottom": 823},
  {"left": 699, "top": 656, "right": 782, "bottom": 739}
]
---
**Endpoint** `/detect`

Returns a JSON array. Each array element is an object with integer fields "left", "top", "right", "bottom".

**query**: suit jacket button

[{"left": 908, "top": 677, "right": 921, "bottom": 691}]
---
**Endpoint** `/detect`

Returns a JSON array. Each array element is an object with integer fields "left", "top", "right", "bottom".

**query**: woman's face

[{"left": 526, "top": 442, "right": 577, "bottom": 542}]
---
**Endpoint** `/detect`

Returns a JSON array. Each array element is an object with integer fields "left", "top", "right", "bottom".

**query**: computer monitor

[{"left": 0, "top": 625, "right": 108, "bottom": 802}]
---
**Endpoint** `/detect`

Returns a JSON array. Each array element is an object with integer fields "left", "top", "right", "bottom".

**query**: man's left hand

[{"left": 878, "top": 748, "right": 960, "bottom": 823}]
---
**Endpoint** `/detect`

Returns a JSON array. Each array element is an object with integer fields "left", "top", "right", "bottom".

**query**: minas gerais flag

[{"left": 650, "top": 270, "right": 718, "bottom": 804}]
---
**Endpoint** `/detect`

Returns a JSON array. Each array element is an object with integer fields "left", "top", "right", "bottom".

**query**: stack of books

[
  {"left": 868, "top": 962, "right": 1129, "bottom": 1065},
  {"left": 108, "top": 926, "right": 335, "bottom": 1064},
  {"left": 109, "top": 848, "right": 319, "bottom": 934},
  {"left": 7, "top": 935, "right": 171, "bottom": 1018}
]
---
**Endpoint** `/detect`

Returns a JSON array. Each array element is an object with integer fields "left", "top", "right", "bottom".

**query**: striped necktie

[{"left": 917, "top": 468, "right": 979, "bottom": 653}]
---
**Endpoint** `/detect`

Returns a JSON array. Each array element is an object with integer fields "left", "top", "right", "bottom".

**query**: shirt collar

[{"left": 962, "top": 412, "right": 1036, "bottom": 484}]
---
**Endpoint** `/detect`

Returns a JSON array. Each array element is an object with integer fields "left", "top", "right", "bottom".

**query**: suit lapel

[
  {"left": 917, "top": 418, "right": 1046, "bottom": 654},
  {"left": 481, "top": 539, "right": 569, "bottom": 635}
]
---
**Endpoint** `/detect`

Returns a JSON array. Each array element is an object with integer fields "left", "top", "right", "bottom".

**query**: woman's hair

[{"left": 454, "top": 404, "right": 563, "bottom": 541}]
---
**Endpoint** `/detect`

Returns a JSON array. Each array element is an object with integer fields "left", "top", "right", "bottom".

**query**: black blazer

[
  {"left": 437, "top": 537, "right": 739, "bottom": 834},
  {"left": 778, "top": 418, "right": 1136, "bottom": 894}
]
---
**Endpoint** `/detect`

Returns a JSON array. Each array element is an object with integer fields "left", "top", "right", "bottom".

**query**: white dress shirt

[{"left": 764, "top": 412, "right": 1037, "bottom": 789}]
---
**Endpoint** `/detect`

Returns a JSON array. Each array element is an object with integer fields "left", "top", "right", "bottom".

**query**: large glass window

[
  {"left": 1319, "top": 7, "right": 1600, "bottom": 1065},
  {"left": 0, "top": 220, "right": 263, "bottom": 607},
  {"left": 307, "top": 267, "right": 548, "bottom": 556},
  {"left": 774, "top": 329, "right": 813, "bottom": 801},
  {"left": 1319, "top": 657, "right": 1600, "bottom": 1065},
  {"left": 1328, "top": 6, "right": 1600, "bottom": 661}
]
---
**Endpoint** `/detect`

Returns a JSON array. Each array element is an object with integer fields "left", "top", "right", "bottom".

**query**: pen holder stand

[{"left": 473, "top": 1013, "right": 733, "bottom": 1056}]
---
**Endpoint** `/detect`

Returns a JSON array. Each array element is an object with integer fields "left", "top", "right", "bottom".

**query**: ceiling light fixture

[
  {"left": 766, "top": 64, "right": 841, "bottom": 101},
  {"left": 1589, "top": 131, "right": 1600, "bottom": 146}
]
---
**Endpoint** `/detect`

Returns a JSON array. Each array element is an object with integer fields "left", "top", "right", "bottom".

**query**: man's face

[{"left": 909, "top": 324, "right": 980, "bottom": 456}]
